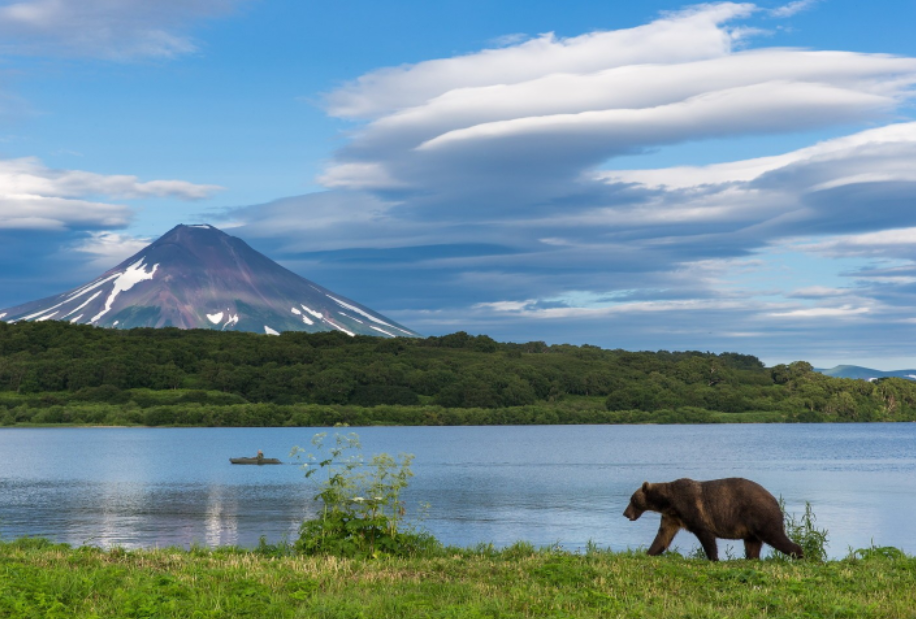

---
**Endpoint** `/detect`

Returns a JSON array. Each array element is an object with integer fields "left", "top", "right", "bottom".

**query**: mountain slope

[
  {"left": 0, "top": 224, "right": 419, "bottom": 338},
  {"left": 815, "top": 365, "right": 916, "bottom": 381}
]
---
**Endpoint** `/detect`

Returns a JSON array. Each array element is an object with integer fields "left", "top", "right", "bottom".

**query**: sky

[{"left": 1, "top": 0, "right": 916, "bottom": 369}]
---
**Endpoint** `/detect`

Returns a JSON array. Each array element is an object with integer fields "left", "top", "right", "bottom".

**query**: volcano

[{"left": 0, "top": 224, "right": 420, "bottom": 338}]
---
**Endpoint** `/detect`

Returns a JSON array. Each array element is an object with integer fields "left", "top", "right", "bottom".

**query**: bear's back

[{"left": 696, "top": 478, "right": 783, "bottom": 538}]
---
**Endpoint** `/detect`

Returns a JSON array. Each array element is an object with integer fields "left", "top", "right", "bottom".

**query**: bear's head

[{"left": 623, "top": 481, "right": 654, "bottom": 521}]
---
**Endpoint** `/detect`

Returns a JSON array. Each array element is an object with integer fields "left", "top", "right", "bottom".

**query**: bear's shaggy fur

[{"left": 623, "top": 477, "right": 803, "bottom": 561}]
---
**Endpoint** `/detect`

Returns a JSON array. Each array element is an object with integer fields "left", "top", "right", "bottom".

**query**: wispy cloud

[
  {"left": 489, "top": 33, "right": 529, "bottom": 47},
  {"left": 0, "top": 0, "right": 243, "bottom": 59},
  {"left": 0, "top": 156, "right": 222, "bottom": 230},
  {"left": 74, "top": 231, "right": 151, "bottom": 270},
  {"left": 770, "top": 0, "right": 820, "bottom": 18}
]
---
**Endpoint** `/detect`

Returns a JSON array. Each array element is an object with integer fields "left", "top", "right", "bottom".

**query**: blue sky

[{"left": 1, "top": 0, "right": 916, "bottom": 369}]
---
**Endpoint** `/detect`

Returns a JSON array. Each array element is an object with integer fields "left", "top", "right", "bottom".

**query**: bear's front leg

[
  {"left": 693, "top": 529, "right": 719, "bottom": 561},
  {"left": 647, "top": 514, "right": 681, "bottom": 555}
]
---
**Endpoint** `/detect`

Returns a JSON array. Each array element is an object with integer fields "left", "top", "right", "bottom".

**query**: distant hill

[
  {"left": 0, "top": 224, "right": 419, "bottom": 338},
  {"left": 815, "top": 365, "right": 916, "bottom": 381}
]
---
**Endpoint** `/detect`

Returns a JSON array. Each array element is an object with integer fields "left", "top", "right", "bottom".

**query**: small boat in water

[
  {"left": 230, "top": 457, "right": 282, "bottom": 465},
  {"left": 230, "top": 450, "right": 281, "bottom": 465}
]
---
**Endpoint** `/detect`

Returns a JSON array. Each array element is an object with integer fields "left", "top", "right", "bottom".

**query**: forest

[{"left": 1, "top": 320, "right": 915, "bottom": 426}]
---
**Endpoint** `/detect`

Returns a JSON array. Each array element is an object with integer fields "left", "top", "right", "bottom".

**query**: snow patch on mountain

[
  {"left": 370, "top": 325, "right": 396, "bottom": 337},
  {"left": 223, "top": 314, "right": 239, "bottom": 329},
  {"left": 264, "top": 325, "right": 280, "bottom": 336},
  {"left": 92, "top": 259, "right": 159, "bottom": 323},
  {"left": 207, "top": 312, "right": 224, "bottom": 324},
  {"left": 325, "top": 319, "right": 355, "bottom": 336},
  {"left": 63, "top": 290, "right": 102, "bottom": 318},
  {"left": 65, "top": 272, "right": 121, "bottom": 303},
  {"left": 291, "top": 306, "right": 315, "bottom": 324},
  {"left": 327, "top": 294, "right": 395, "bottom": 327},
  {"left": 327, "top": 294, "right": 412, "bottom": 333},
  {"left": 36, "top": 312, "right": 58, "bottom": 322},
  {"left": 301, "top": 304, "right": 322, "bottom": 319},
  {"left": 20, "top": 285, "right": 100, "bottom": 321},
  {"left": 69, "top": 314, "right": 83, "bottom": 323},
  {"left": 339, "top": 312, "right": 364, "bottom": 324}
]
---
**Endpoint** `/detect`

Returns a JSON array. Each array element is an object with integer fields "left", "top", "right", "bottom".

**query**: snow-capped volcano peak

[{"left": 0, "top": 224, "right": 419, "bottom": 337}]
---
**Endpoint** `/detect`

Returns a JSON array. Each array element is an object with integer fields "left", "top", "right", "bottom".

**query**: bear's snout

[{"left": 623, "top": 505, "right": 641, "bottom": 521}]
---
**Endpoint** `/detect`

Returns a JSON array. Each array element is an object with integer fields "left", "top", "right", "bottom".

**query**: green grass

[{"left": 2, "top": 538, "right": 915, "bottom": 618}]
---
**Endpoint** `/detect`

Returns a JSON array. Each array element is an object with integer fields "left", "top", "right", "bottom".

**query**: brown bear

[{"left": 623, "top": 477, "right": 804, "bottom": 561}]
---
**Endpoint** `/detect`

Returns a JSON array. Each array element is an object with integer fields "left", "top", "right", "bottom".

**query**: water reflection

[{"left": 1, "top": 424, "right": 915, "bottom": 557}]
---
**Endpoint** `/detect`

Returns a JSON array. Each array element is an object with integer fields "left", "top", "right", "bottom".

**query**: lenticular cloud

[{"left": 319, "top": 2, "right": 916, "bottom": 209}]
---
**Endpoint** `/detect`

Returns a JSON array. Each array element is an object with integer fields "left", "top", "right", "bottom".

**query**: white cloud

[
  {"left": 489, "top": 33, "right": 529, "bottom": 48},
  {"left": 317, "top": 162, "right": 406, "bottom": 190},
  {"left": 0, "top": 0, "right": 242, "bottom": 59},
  {"left": 592, "top": 122, "right": 916, "bottom": 239},
  {"left": 770, "top": 0, "right": 819, "bottom": 18},
  {"left": 0, "top": 195, "right": 129, "bottom": 230},
  {"left": 768, "top": 306, "right": 870, "bottom": 318},
  {"left": 0, "top": 157, "right": 223, "bottom": 200},
  {"left": 416, "top": 80, "right": 893, "bottom": 152},
  {"left": 74, "top": 231, "right": 151, "bottom": 270},
  {"left": 801, "top": 227, "right": 916, "bottom": 258},
  {"left": 326, "top": 3, "right": 757, "bottom": 119},
  {"left": 0, "top": 156, "right": 222, "bottom": 230},
  {"left": 320, "top": 2, "right": 916, "bottom": 213},
  {"left": 599, "top": 122, "right": 916, "bottom": 190}
]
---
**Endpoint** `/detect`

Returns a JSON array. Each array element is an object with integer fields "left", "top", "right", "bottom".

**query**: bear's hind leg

[
  {"left": 694, "top": 529, "right": 719, "bottom": 561},
  {"left": 744, "top": 537, "right": 763, "bottom": 559}
]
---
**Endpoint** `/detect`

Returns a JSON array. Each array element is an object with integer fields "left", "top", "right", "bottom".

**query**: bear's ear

[{"left": 641, "top": 481, "right": 650, "bottom": 492}]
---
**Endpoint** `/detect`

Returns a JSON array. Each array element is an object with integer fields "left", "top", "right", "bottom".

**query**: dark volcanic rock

[{"left": 0, "top": 224, "right": 419, "bottom": 337}]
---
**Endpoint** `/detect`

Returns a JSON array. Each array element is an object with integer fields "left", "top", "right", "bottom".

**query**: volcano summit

[{"left": 0, "top": 224, "right": 419, "bottom": 338}]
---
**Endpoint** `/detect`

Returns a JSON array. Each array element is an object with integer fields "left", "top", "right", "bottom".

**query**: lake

[{"left": 1, "top": 424, "right": 915, "bottom": 558}]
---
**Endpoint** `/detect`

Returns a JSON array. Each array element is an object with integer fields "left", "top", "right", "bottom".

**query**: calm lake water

[{"left": 1, "top": 424, "right": 915, "bottom": 558}]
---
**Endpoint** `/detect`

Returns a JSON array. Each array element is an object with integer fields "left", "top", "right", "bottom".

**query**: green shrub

[
  {"left": 291, "top": 432, "right": 438, "bottom": 558},
  {"left": 779, "top": 500, "right": 829, "bottom": 561}
]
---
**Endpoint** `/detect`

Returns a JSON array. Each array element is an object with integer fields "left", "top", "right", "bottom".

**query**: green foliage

[
  {"left": 779, "top": 500, "right": 829, "bottom": 562},
  {"left": 847, "top": 544, "right": 907, "bottom": 561},
  {"left": 3, "top": 321, "right": 916, "bottom": 425},
  {"left": 291, "top": 432, "right": 436, "bottom": 557}
]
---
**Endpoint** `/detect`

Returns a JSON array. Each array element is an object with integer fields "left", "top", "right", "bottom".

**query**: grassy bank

[{"left": 2, "top": 538, "right": 914, "bottom": 618}]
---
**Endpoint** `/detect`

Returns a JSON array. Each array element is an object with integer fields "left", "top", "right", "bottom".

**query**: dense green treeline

[
  {"left": 0, "top": 398, "right": 791, "bottom": 427},
  {"left": 1, "top": 320, "right": 916, "bottom": 425}
]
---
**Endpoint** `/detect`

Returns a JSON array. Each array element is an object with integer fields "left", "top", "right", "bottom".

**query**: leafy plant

[
  {"left": 846, "top": 543, "right": 906, "bottom": 561},
  {"left": 291, "top": 431, "right": 437, "bottom": 557},
  {"left": 779, "top": 499, "right": 829, "bottom": 562}
]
